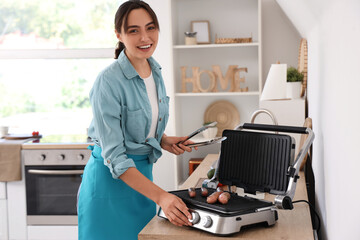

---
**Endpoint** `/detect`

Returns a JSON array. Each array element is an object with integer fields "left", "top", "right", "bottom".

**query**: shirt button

[
  {"left": 145, "top": 139, "right": 149, "bottom": 142},
  {"left": 107, "top": 160, "right": 110, "bottom": 164},
  {"left": 159, "top": 99, "right": 162, "bottom": 103},
  {"left": 159, "top": 117, "right": 162, "bottom": 121}
]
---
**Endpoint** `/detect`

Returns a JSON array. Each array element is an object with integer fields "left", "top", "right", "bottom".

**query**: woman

[{"left": 78, "top": 1, "right": 194, "bottom": 239}]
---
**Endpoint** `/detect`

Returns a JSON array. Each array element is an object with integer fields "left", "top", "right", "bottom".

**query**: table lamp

[{"left": 260, "top": 63, "right": 287, "bottom": 101}]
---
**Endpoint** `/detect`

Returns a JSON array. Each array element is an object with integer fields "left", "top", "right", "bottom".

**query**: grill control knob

[
  {"left": 189, "top": 211, "right": 200, "bottom": 224},
  {"left": 39, "top": 154, "right": 46, "bottom": 161},
  {"left": 57, "top": 154, "right": 65, "bottom": 161},
  {"left": 77, "top": 154, "right": 85, "bottom": 161},
  {"left": 201, "top": 216, "right": 212, "bottom": 228}
]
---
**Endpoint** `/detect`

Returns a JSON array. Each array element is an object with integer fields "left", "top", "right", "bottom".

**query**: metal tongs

[{"left": 177, "top": 122, "right": 226, "bottom": 148}]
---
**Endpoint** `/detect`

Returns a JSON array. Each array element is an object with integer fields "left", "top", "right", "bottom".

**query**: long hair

[{"left": 114, "top": 0, "right": 160, "bottom": 59}]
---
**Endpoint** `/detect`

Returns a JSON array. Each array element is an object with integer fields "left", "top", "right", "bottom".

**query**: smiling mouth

[{"left": 138, "top": 44, "right": 152, "bottom": 49}]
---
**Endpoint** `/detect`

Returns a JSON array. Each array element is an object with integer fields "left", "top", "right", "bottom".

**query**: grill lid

[{"left": 218, "top": 130, "right": 295, "bottom": 195}]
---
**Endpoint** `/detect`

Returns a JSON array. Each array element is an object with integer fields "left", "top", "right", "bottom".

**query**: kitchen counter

[
  {"left": 10, "top": 134, "right": 94, "bottom": 149},
  {"left": 139, "top": 154, "right": 314, "bottom": 240}
]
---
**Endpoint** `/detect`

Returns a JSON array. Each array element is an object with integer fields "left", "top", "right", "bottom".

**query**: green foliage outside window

[
  {"left": 0, "top": 0, "right": 119, "bottom": 48},
  {"left": 0, "top": 0, "right": 120, "bottom": 119},
  {"left": 58, "top": 78, "right": 91, "bottom": 109}
]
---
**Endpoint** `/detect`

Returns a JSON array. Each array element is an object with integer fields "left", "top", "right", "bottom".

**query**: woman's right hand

[{"left": 158, "top": 192, "right": 193, "bottom": 227}]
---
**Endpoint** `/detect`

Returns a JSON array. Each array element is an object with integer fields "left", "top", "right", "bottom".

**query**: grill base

[
  {"left": 158, "top": 206, "right": 278, "bottom": 235},
  {"left": 158, "top": 188, "right": 277, "bottom": 235}
]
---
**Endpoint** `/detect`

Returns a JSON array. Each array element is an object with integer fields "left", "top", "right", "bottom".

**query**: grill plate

[
  {"left": 219, "top": 130, "right": 294, "bottom": 195},
  {"left": 170, "top": 188, "right": 272, "bottom": 215}
]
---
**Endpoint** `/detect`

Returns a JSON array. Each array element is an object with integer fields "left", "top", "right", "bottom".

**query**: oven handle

[{"left": 27, "top": 169, "right": 84, "bottom": 175}]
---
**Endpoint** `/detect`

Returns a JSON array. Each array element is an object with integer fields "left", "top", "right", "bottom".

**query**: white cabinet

[
  {"left": 0, "top": 200, "right": 8, "bottom": 240},
  {"left": 0, "top": 183, "right": 8, "bottom": 240},
  {"left": 0, "top": 183, "right": 6, "bottom": 199},
  {"left": 7, "top": 170, "right": 27, "bottom": 240},
  {"left": 170, "top": 0, "right": 262, "bottom": 183}
]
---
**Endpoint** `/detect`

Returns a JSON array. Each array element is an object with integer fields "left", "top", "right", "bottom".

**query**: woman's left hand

[{"left": 161, "top": 134, "right": 197, "bottom": 155}]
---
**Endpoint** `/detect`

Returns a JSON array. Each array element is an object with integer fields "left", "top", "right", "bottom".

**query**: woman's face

[{"left": 116, "top": 8, "right": 159, "bottom": 63}]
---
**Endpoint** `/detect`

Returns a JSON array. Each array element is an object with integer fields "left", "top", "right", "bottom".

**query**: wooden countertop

[
  {"left": 139, "top": 154, "right": 314, "bottom": 240},
  {"left": 1, "top": 137, "right": 93, "bottom": 149}
]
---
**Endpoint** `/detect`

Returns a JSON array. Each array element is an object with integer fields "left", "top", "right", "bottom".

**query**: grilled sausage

[
  {"left": 188, "top": 187, "right": 196, "bottom": 198},
  {"left": 201, "top": 187, "right": 209, "bottom": 197},
  {"left": 207, "top": 190, "right": 223, "bottom": 204},
  {"left": 218, "top": 192, "right": 231, "bottom": 204}
]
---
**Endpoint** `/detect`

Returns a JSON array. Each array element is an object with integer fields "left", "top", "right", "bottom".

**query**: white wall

[
  {"left": 262, "top": 0, "right": 301, "bottom": 88},
  {"left": 276, "top": 0, "right": 360, "bottom": 239}
]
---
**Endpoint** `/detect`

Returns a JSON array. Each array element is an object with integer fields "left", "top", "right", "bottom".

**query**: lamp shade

[{"left": 260, "top": 64, "right": 287, "bottom": 101}]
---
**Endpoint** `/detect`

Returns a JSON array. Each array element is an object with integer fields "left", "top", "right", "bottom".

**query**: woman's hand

[
  {"left": 120, "top": 168, "right": 192, "bottom": 227},
  {"left": 158, "top": 192, "right": 192, "bottom": 227},
  {"left": 160, "top": 134, "right": 197, "bottom": 155}
]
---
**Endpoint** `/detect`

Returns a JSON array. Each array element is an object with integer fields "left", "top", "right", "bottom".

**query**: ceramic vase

[{"left": 286, "top": 82, "right": 302, "bottom": 99}]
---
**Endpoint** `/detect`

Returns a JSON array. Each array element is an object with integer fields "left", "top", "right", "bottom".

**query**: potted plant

[{"left": 286, "top": 67, "right": 304, "bottom": 99}]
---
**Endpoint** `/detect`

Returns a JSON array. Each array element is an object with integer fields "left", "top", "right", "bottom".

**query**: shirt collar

[{"left": 117, "top": 50, "right": 162, "bottom": 80}]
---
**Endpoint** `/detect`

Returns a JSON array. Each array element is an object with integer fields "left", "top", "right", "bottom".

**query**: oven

[{"left": 23, "top": 148, "right": 91, "bottom": 225}]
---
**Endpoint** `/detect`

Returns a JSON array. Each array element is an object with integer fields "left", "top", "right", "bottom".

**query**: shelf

[
  {"left": 171, "top": 0, "right": 262, "bottom": 185},
  {"left": 175, "top": 91, "right": 260, "bottom": 97},
  {"left": 173, "top": 42, "right": 259, "bottom": 49}
]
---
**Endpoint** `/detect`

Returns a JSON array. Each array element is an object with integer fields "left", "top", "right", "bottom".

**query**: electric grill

[{"left": 158, "top": 123, "right": 315, "bottom": 235}]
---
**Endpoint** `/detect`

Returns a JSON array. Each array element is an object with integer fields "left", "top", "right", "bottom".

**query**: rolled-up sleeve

[{"left": 90, "top": 74, "right": 135, "bottom": 179}]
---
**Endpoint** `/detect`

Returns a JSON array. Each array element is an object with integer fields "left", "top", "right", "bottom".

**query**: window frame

[{"left": 0, "top": 48, "right": 114, "bottom": 59}]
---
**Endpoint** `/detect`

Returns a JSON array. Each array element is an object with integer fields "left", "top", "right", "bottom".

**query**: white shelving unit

[
  {"left": 170, "top": 0, "right": 262, "bottom": 183},
  {"left": 175, "top": 92, "right": 260, "bottom": 97}
]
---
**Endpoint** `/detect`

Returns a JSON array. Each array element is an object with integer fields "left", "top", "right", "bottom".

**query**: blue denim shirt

[{"left": 88, "top": 50, "right": 169, "bottom": 179}]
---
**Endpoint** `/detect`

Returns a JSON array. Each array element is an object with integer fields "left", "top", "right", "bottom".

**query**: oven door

[{"left": 25, "top": 165, "right": 84, "bottom": 225}]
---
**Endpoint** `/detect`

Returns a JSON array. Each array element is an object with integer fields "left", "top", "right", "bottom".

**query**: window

[
  {"left": 0, "top": 0, "right": 124, "bottom": 138},
  {"left": 0, "top": 0, "right": 120, "bottom": 49}
]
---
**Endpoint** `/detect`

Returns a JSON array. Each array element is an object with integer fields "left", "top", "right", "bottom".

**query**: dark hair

[{"left": 114, "top": 0, "right": 160, "bottom": 59}]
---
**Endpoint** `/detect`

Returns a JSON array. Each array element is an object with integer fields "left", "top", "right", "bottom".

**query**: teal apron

[{"left": 78, "top": 145, "right": 155, "bottom": 240}]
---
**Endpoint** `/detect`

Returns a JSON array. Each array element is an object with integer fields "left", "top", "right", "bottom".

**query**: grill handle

[{"left": 241, "top": 123, "right": 308, "bottom": 134}]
